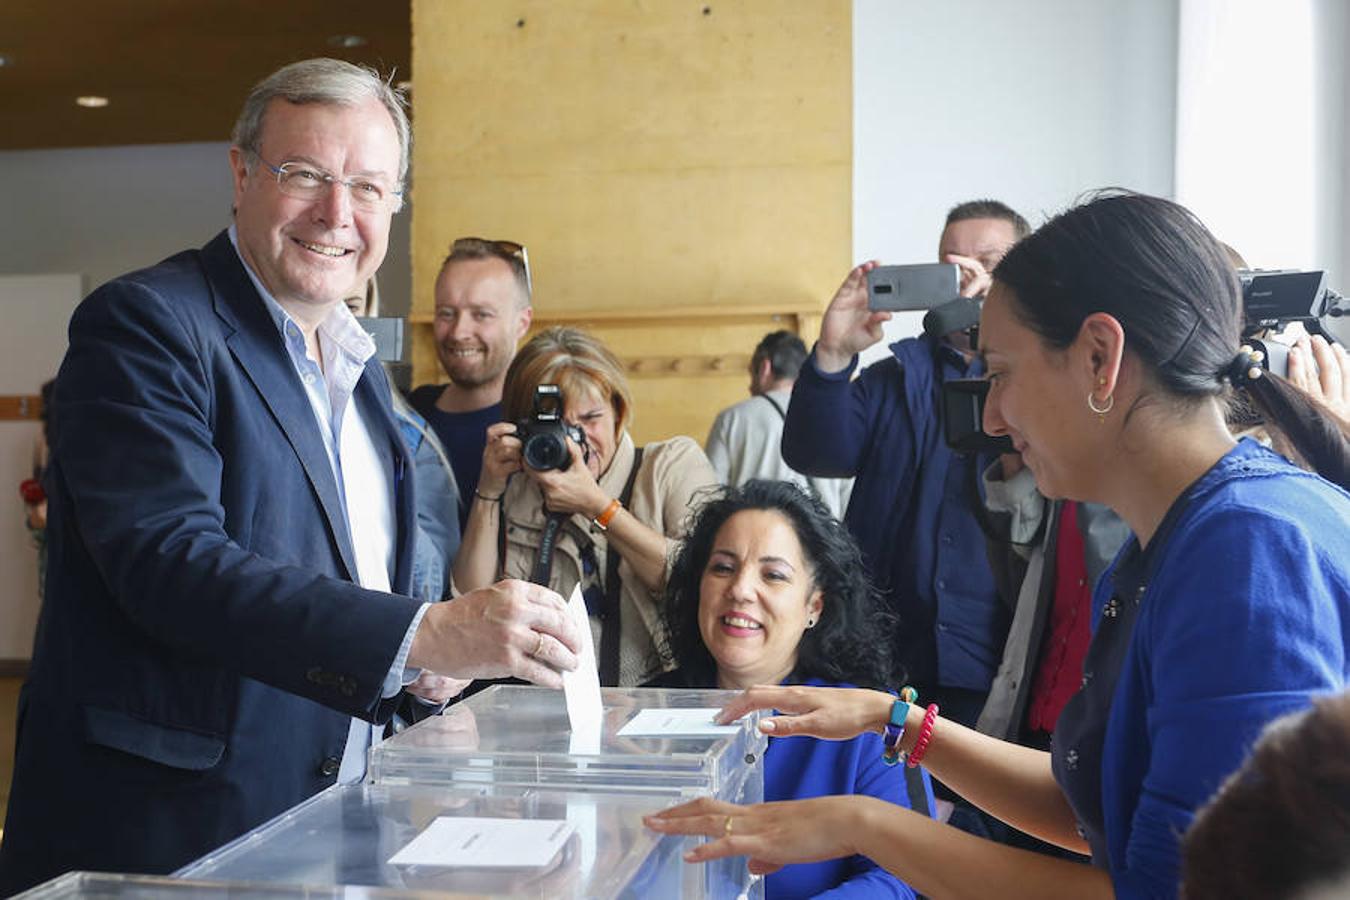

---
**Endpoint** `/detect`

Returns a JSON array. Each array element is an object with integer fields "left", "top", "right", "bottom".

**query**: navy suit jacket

[{"left": 0, "top": 232, "right": 424, "bottom": 894}]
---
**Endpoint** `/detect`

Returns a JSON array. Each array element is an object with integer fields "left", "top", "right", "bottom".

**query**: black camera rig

[{"left": 1239, "top": 269, "right": 1345, "bottom": 378}]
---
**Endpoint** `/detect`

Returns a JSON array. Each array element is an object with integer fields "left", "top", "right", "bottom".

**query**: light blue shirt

[{"left": 228, "top": 227, "right": 427, "bottom": 782}]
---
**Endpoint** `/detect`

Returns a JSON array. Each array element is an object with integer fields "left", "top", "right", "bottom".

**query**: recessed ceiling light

[
  {"left": 76, "top": 96, "right": 109, "bottom": 108},
  {"left": 327, "top": 34, "right": 367, "bottom": 49},
  {"left": 0, "top": 53, "right": 12, "bottom": 68}
]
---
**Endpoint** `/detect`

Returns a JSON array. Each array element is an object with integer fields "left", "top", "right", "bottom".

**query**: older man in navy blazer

[{"left": 0, "top": 59, "right": 581, "bottom": 895}]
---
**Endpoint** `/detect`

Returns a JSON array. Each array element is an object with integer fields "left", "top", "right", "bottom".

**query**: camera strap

[
  {"left": 529, "top": 512, "right": 569, "bottom": 586},
  {"left": 508, "top": 448, "right": 644, "bottom": 685},
  {"left": 759, "top": 394, "right": 787, "bottom": 421},
  {"left": 599, "top": 447, "right": 643, "bottom": 686}
]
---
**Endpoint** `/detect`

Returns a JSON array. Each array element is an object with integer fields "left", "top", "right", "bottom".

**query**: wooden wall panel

[{"left": 410, "top": 0, "right": 850, "bottom": 444}]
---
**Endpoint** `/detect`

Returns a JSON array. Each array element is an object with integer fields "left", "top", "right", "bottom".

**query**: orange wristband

[{"left": 591, "top": 498, "right": 622, "bottom": 531}]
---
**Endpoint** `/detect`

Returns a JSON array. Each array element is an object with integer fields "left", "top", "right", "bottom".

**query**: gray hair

[{"left": 232, "top": 58, "right": 411, "bottom": 184}]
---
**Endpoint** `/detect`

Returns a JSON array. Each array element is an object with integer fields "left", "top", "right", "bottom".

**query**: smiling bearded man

[{"left": 408, "top": 237, "right": 534, "bottom": 526}]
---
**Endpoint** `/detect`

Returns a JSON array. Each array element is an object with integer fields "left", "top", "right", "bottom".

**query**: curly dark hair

[{"left": 659, "top": 479, "right": 895, "bottom": 690}]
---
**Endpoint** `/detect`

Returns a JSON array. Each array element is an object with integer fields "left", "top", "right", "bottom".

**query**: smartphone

[{"left": 866, "top": 263, "right": 961, "bottom": 312}]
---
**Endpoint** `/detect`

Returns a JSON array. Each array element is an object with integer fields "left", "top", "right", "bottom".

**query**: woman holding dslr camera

[{"left": 453, "top": 326, "right": 717, "bottom": 686}]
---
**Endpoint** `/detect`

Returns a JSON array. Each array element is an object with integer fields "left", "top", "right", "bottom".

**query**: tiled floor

[{"left": 0, "top": 676, "right": 20, "bottom": 843}]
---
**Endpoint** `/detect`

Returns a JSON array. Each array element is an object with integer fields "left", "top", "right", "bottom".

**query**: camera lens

[{"left": 524, "top": 434, "right": 569, "bottom": 471}]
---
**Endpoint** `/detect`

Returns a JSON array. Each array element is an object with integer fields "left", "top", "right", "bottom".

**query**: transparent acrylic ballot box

[
  {"left": 173, "top": 782, "right": 697, "bottom": 899},
  {"left": 18, "top": 870, "right": 459, "bottom": 898},
  {"left": 369, "top": 685, "right": 766, "bottom": 808}
]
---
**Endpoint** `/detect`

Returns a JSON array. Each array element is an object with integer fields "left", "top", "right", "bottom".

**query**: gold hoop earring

[{"left": 1087, "top": 391, "right": 1114, "bottom": 422}]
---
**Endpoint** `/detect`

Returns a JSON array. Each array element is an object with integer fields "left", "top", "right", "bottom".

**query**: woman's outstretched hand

[
  {"left": 644, "top": 795, "right": 868, "bottom": 875},
  {"left": 714, "top": 684, "right": 894, "bottom": 740}
]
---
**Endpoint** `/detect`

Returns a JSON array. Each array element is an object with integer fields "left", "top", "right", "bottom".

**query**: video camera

[
  {"left": 1238, "top": 269, "right": 1345, "bottom": 378},
  {"left": 940, "top": 269, "right": 1349, "bottom": 456}
]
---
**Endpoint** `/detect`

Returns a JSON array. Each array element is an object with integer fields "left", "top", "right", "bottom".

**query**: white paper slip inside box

[
  {"left": 388, "top": 816, "right": 575, "bottom": 868},
  {"left": 616, "top": 707, "right": 742, "bottom": 737}
]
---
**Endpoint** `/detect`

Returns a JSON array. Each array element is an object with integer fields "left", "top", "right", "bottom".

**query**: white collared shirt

[{"left": 228, "top": 226, "right": 425, "bottom": 783}]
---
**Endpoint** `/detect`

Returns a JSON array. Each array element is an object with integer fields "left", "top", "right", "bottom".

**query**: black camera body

[
  {"left": 942, "top": 378, "right": 1013, "bottom": 455},
  {"left": 925, "top": 297, "right": 1013, "bottom": 456},
  {"left": 1237, "top": 269, "right": 1346, "bottom": 379},
  {"left": 516, "top": 384, "right": 586, "bottom": 471}
]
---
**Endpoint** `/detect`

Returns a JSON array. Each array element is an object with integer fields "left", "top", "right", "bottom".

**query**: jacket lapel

[{"left": 199, "top": 231, "right": 359, "bottom": 582}]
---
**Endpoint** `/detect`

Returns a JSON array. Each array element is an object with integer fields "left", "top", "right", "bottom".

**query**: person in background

[
  {"left": 1181, "top": 689, "right": 1350, "bottom": 900},
  {"left": 408, "top": 238, "right": 533, "bottom": 528},
  {"left": 344, "top": 276, "right": 460, "bottom": 606},
  {"left": 650, "top": 479, "right": 930, "bottom": 898},
  {"left": 453, "top": 326, "right": 718, "bottom": 686},
  {"left": 705, "top": 330, "right": 851, "bottom": 519},
  {"left": 344, "top": 277, "right": 468, "bottom": 711},
  {"left": 781, "top": 199, "right": 1031, "bottom": 732},
  {"left": 974, "top": 451, "right": 1130, "bottom": 861},
  {"left": 1286, "top": 331, "right": 1350, "bottom": 430},
  {"left": 20, "top": 379, "right": 55, "bottom": 599},
  {"left": 647, "top": 191, "right": 1350, "bottom": 898}
]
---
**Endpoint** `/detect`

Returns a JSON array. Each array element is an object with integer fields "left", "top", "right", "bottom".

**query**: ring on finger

[
  {"left": 724, "top": 815, "right": 734, "bottom": 837},
  {"left": 531, "top": 632, "right": 547, "bottom": 659}
]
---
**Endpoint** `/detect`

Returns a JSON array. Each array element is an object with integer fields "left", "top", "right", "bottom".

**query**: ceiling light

[
  {"left": 327, "top": 34, "right": 367, "bottom": 49},
  {"left": 76, "top": 96, "right": 109, "bottom": 108},
  {"left": 0, "top": 53, "right": 11, "bottom": 68}
]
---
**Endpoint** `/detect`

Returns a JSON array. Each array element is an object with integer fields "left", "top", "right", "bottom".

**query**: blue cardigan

[
  {"left": 1056, "top": 439, "right": 1350, "bottom": 897},
  {"left": 762, "top": 679, "right": 934, "bottom": 899},
  {"left": 647, "top": 671, "right": 931, "bottom": 897}
]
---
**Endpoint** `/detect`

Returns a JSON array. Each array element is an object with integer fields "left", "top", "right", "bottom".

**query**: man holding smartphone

[{"left": 782, "top": 199, "right": 1029, "bottom": 731}]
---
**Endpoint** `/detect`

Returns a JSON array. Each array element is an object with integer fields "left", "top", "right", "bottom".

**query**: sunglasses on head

[{"left": 450, "top": 237, "right": 531, "bottom": 295}]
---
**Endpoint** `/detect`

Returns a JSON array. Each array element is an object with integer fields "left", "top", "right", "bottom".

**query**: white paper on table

[
  {"left": 388, "top": 816, "right": 574, "bottom": 868},
  {"left": 616, "top": 707, "right": 741, "bottom": 737},
  {"left": 562, "top": 583, "right": 603, "bottom": 744}
]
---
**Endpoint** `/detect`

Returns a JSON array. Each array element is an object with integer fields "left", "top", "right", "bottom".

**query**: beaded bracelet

[
  {"left": 905, "top": 703, "right": 940, "bottom": 769},
  {"left": 881, "top": 686, "right": 918, "bottom": 766}
]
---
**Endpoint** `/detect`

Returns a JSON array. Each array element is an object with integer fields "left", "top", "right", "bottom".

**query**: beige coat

[{"left": 498, "top": 432, "right": 718, "bottom": 685}]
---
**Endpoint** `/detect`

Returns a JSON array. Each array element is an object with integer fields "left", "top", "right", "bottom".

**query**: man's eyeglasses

[
  {"left": 254, "top": 155, "right": 404, "bottom": 214},
  {"left": 450, "top": 237, "right": 532, "bottom": 295}
]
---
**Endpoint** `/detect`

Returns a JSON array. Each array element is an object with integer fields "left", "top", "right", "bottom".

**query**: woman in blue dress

[
  {"left": 647, "top": 192, "right": 1350, "bottom": 899},
  {"left": 648, "top": 478, "right": 932, "bottom": 898}
]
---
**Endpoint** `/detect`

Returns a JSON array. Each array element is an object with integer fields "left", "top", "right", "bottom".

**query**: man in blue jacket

[
  {"left": 782, "top": 200, "right": 1028, "bottom": 729},
  {"left": 0, "top": 59, "right": 580, "bottom": 895}
]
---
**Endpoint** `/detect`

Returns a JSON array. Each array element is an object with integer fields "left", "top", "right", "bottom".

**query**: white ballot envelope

[
  {"left": 389, "top": 816, "right": 574, "bottom": 868},
  {"left": 617, "top": 707, "right": 741, "bottom": 738},
  {"left": 562, "top": 583, "right": 603, "bottom": 752}
]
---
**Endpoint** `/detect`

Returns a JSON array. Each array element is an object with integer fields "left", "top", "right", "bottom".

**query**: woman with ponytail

[{"left": 648, "top": 192, "right": 1350, "bottom": 900}]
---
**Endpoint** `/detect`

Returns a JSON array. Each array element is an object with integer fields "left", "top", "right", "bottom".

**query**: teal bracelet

[{"left": 881, "top": 686, "right": 919, "bottom": 765}]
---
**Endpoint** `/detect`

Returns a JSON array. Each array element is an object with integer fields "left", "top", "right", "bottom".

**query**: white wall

[
  {"left": 0, "top": 275, "right": 83, "bottom": 661},
  {"left": 0, "top": 143, "right": 414, "bottom": 316},
  {"left": 853, "top": 0, "right": 1180, "bottom": 358},
  {"left": 1173, "top": 0, "right": 1349, "bottom": 343}
]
